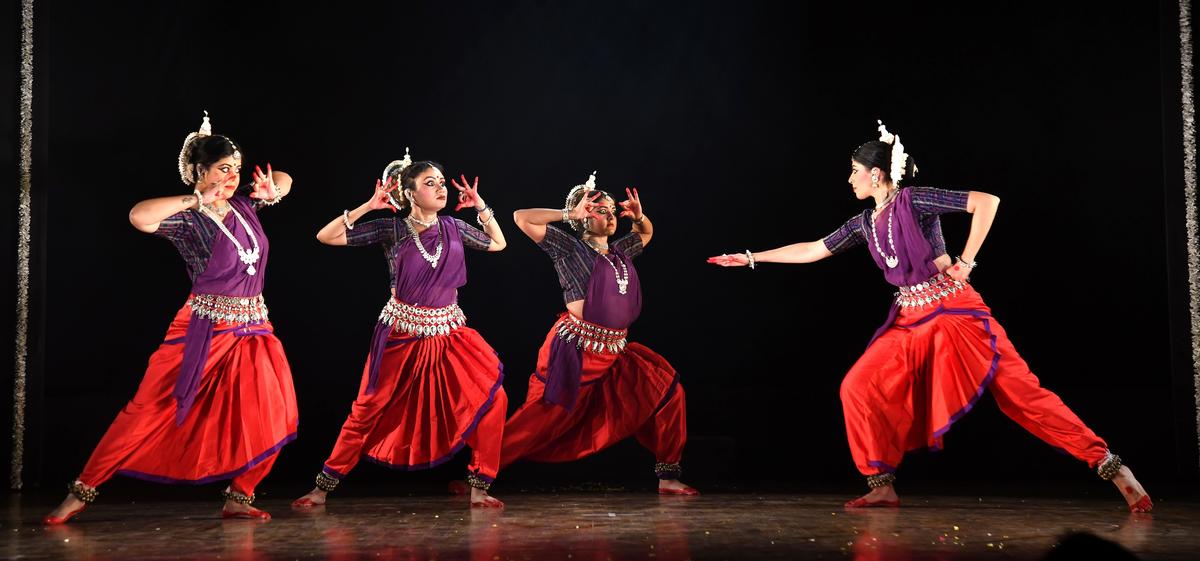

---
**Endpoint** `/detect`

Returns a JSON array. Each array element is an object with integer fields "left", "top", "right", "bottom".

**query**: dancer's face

[
  {"left": 584, "top": 196, "right": 618, "bottom": 236},
  {"left": 198, "top": 156, "right": 242, "bottom": 201},
  {"left": 409, "top": 167, "right": 448, "bottom": 212},
  {"left": 848, "top": 159, "right": 878, "bottom": 201}
]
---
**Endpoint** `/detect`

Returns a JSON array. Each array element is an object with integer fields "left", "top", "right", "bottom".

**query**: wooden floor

[{"left": 5, "top": 492, "right": 1196, "bottom": 560}]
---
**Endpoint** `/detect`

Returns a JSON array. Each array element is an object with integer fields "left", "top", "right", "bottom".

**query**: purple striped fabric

[
  {"left": 822, "top": 186, "right": 969, "bottom": 257},
  {"left": 537, "top": 226, "right": 643, "bottom": 304},
  {"left": 346, "top": 215, "right": 491, "bottom": 288}
]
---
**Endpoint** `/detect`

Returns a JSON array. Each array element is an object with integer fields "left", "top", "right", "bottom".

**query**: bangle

[
  {"left": 343, "top": 209, "right": 355, "bottom": 230},
  {"left": 956, "top": 256, "right": 977, "bottom": 269},
  {"left": 561, "top": 208, "right": 570, "bottom": 223},
  {"left": 476, "top": 206, "right": 495, "bottom": 228},
  {"left": 633, "top": 215, "right": 645, "bottom": 225},
  {"left": 745, "top": 250, "right": 756, "bottom": 270},
  {"left": 258, "top": 185, "right": 282, "bottom": 206},
  {"left": 192, "top": 189, "right": 203, "bottom": 211}
]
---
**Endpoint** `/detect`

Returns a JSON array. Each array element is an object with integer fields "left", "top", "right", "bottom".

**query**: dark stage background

[{"left": 5, "top": 1, "right": 1197, "bottom": 499}]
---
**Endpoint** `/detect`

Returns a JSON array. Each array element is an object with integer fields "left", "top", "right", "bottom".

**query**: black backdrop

[{"left": 4, "top": 0, "right": 1197, "bottom": 498}]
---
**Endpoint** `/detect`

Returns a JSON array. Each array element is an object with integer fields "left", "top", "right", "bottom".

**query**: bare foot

[
  {"left": 223, "top": 498, "right": 251, "bottom": 514},
  {"left": 658, "top": 479, "right": 700, "bottom": 495},
  {"left": 470, "top": 487, "right": 504, "bottom": 508},
  {"left": 44, "top": 491, "right": 88, "bottom": 524},
  {"left": 845, "top": 485, "right": 900, "bottom": 508},
  {"left": 292, "top": 488, "right": 328, "bottom": 507},
  {"left": 220, "top": 498, "right": 270, "bottom": 520},
  {"left": 1111, "top": 466, "right": 1153, "bottom": 513}
]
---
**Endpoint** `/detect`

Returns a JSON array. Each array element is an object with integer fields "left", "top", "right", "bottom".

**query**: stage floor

[{"left": 4, "top": 492, "right": 1196, "bottom": 560}]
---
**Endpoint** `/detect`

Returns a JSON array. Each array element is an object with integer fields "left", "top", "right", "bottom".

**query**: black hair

[
  {"left": 387, "top": 160, "right": 445, "bottom": 212},
  {"left": 852, "top": 140, "right": 917, "bottom": 183},
  {"left": 187, "top": 135, "right": 242, "bottom": 182}
]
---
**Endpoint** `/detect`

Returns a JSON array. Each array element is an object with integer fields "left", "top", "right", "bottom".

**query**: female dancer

[
  {"left": 708, "top": 121, "right": 1151, "bottom": 512},
  {"left": 294, "top": 151, "right": 508, "bottom": 508},
  {"left": 501, "top": 172, "right": 696, "bottom": 495},
  {"left": 44, "top": 112, "right": 298, "bottom": 524}
]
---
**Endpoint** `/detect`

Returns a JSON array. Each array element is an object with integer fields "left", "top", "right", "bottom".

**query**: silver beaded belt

[
  {"left": 379, "top": 299, "right": 467, "bottom": 337},
  {"left": 187, "top": 293, "right": 269, "bottom": 324},
  {"left": 894, "top": 273, "right": 967, "bottom": 309},
  {"left": 555, "top": 314, "right": 628, "bottom": 354}
]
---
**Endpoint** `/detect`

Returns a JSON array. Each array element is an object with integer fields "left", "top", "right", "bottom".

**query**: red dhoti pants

[
  {"left": 321, "top": 325, "right": 507, "bottom": 483},
  {"left": 840, "top": 284, "right": 1109, "bottom": 476},
  {"left": 501, "top": 317, "right": 686, "bottom": 476},
  {"left": 79, "top": 303, "right": 297, "bottom": 495}
]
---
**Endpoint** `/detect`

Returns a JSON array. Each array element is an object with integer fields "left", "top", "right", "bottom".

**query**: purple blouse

[
  {"left": 155, "top": 192, "right": 269, "bottom": 295},
  {"left": 537, "top": 225, "right": 645, "bottom": 305},
  {"left": 351, "top": 215, "right": 494, "bottom": 395},
  {"left": 539, "top": 228, "right": 646, "bottom": 409},
  {"left": 822, "top": 186, "right": 970, "bottom": 286},
  {"left": 821, "top": 187, "right": 973, "bottom": 346},
  {"left": 153, "top": 193, "right": 272, "bottom": 424},
  {"left": 347, "top": 215, "right": 492, "bottom": 301}
]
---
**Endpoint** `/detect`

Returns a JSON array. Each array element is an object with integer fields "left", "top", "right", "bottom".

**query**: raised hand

[
  {"left": 568, "top": 190, "right": 605, "bottom": 221},
  {"left": 368, "top": 178, "right": 400, "bottom": 213},
  {"left": 451, "top": 174, "right": 482, "bottom": 212},
  {"left": 618, "top": 187, "right": 643, "bottom": 220},
  {"left": 198, "top": 170, "right": 236, "bottom": 205},
  {"left": 249, "top": 163, "right": 278, "bottom": 201}
]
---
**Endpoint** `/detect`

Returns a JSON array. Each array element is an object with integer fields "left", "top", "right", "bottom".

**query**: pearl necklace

[
  {"left": 199, "top": 204, "right": 261, "bottom": 275},
  {"left": 404, "top": 216, "right": 443, "bottom": 268}
]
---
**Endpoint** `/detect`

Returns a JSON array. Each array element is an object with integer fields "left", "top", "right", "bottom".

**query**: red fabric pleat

[
  {"left": 840, "top": 284, "right": 1108, "bottom": 475},
  {"left": 79, "top": 304, "right": 297, "bottom": 491},
  {"left": 501, "top": 322, "right": 685, "bottom": 467}
]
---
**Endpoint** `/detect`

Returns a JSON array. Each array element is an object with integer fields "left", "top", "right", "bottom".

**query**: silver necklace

[
  {"left": 404, "top": 216, "right": 443, "bottom": 268},
  {"left": 866, "top": 206, "right": 899, "bottom": 269},
  {"left": 585, "top": 241, "right": 629, "bottom": 295},
  {"left": 199, "top": 204, "right": 261, "bottom": 275},
  {"left": 204, "top": 201, "right": 230, "bottom": 219},
  {"left": 408, "top": 213, "right": 437, "bottom": 228},
  {"left": 874, "top": 188, "right": 898, "bottom": 210},
  {"left": 583, "top": 237, "right": 609, "bottom": 251}
]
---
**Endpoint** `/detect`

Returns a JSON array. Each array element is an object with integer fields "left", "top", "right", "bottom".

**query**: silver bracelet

[
  {"left": 476, "top": 206, "right": 495, "bottom": 228},
  {"left": 633, "top": 216, "right": 645, "bottom": 225},
  {"left": 956, "top": 255, "right": 977, "bottom": 269},
  {"left": 192, "top": 189, "right": 203, "bottom": 211},
  {"left": 342, "top": 209, "right": 355, "bottom": 230},
  {"left": 561, "top": 208, "right": 570, "bottom": 222},
  {"left": 258, "top": 185, "right": 283, "bottom": 206},
  {"left": 745, "top": 250, "right": 756, "bottom": 270}
]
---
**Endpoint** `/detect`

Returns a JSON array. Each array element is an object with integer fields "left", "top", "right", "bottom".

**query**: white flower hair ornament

[
  {"left": 564, "top": 170, "right": 599, "bottom": 232},
  {"left": 178, "top": 111, "right": 241, "bottom": 185},
  {"left": 380, "top": 147, "right": 415, "bottom": 211},
  {"left": 876, "top": 119, "right": 914, "bottom": 186},
  {"left": 178, "top": 111, "right": 213, "bottom": 185}
]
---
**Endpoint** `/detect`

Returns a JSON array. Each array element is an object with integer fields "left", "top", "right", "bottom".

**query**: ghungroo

[
  {"left": 866, "top": 472, "right": 896, "bottom": 489},
  {"left": 655, "top": 462, "right": 682, "bottom": 480},
  {"left": 220, "top": 488, "right": 255, "bottom": 505},
  {"left": 68, "top": 481, "right": 99, "bottom": 504},
  {"left": 1097, "top": 452, "right": 1123, "bottom": 481},
  {"left": 315, "top": 471, "right": 340, "bottom": 492},
  {"left": 465, "top": 473, "right": 492, "bottom": 491}
]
